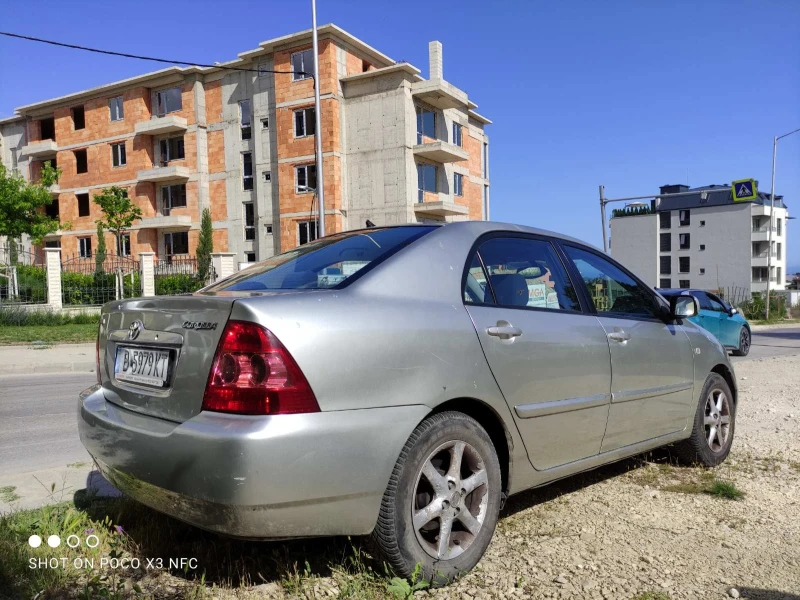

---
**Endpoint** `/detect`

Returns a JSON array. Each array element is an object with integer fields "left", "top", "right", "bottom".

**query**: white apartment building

[{"left": 610, "top": 184, "right": 789, "bottom": 295}]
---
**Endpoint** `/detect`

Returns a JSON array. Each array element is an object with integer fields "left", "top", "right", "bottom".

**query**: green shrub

[
  {"left": 0, "top": 306, "right": 99, "bottom": 326},
  {"left": 154, "top": 274, "right": 204, "bottom": 296},
  {"left": 0, "top": 265, "right": 47, "bottom": 304},
  {"left": 61, "top": 271, "right": 141, "bottom": 306},
  {"left": 739, "top": 293, "right": 786, "bottom": 321}
]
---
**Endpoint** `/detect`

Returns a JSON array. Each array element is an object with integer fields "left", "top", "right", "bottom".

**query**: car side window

[
  {"left": 464, "top": 254, "right": 491, "bottom": 304},
  {"left": 706, "top": 294, "right": 728, "bottom": 313},
  {"left": 465, "top": 237, "right": 580, "bottom": 311},
  {"left": 564, "top": 245, "right": 661, "bottom": 318},
  {"left": 693, "top": 291, "right": 715, "bottom": 311}
]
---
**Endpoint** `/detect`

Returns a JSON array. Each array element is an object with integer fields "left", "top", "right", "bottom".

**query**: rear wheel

[
  {"left": 372, "top": 411, "right": 501, "bottom": 586},
  {"left": 673, "top": 373, "right": 735, "bottom": 466},
  {"left": 732, "top": 326, "right": 750, "bottom": 356}
]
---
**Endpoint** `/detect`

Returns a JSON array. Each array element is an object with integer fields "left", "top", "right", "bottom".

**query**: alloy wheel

[
  {"left": 704, "top": 389, "right": 731, "bottom": 452},
  {"left": 740, "top": 329, "right": 750, "bottom": 354},
  {"left": 412, "top": 440, "right": 489, "bottom": 560}
]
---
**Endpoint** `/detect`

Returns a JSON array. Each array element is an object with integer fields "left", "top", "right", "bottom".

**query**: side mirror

[
  {"left": 730, "top": 307, "right": 739, "bottom": 316},
  {"left": 670, "top": 295, "right": 698, "bottom": 319}
]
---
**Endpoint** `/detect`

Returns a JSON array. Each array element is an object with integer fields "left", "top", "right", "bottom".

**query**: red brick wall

[{"left": 205, "top": 80, "right": 223, "bottom": 124}]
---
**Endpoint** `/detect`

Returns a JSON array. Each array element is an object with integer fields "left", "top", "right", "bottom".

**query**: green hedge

[
  {"left": 0, "top": 306, "right": 100, "bottom": 326},
  {"left": 154, "top": 274, "right": 205, "bottom": 296},
  {"left": 61, "top": 272, "right": 142, "bottom": 306},
  {"left": 0, "top": 265, "right": 48, "bottom": 304}
]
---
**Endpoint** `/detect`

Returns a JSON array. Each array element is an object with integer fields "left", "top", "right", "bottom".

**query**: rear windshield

[{"left": 206, "top": 226, "right": 434, "bottom": 292}]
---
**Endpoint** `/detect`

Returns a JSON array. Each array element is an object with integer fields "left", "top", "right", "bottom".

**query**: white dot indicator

[
  {"left": 47, "top": 535, "right": 61, "bottom": 548},
  {"left": 28, "top": 535, "right": 42, "bottom": 548},
  {"left": 86, "top": 534, "right": 99, "bottom": 548}
]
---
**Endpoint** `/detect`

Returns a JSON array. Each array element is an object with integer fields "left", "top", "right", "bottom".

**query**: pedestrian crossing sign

[{"left": 732, "top": 178, "right": 757, "bottom": 202}]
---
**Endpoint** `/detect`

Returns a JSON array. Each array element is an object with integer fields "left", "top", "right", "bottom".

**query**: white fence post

[
  {"left": 210, "top": 252, "right": 238, "bottom": 283},
  {"left": 44, "top": 248, "right": 62, "bottom": 311},
  {"left": 139, "top": 252, "right": 155, "bottom": 297}
]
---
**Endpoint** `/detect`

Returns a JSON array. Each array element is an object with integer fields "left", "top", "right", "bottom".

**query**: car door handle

[
  {"left": 487, "top": 325, "right": 522, "bottom": 340},
  {"left": 607, "top": 331, "right": 631, "bottom": 343}
]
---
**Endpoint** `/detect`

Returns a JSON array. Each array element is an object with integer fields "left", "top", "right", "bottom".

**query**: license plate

[{"left": 115, "top": 346, "right": 171, "bottom": 388}]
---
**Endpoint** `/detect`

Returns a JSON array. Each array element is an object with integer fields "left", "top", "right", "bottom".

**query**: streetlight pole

[
  {"left": 765, "top": 126, "right": 800, "bottom": 320},
  {"left": 599, "top": 185, "right": 608, "bottom": 253},
  {"left": 311, "top": 0, "right": 325, "bottom": 238}
]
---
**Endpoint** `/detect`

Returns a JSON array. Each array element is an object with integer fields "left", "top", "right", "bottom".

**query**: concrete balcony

[
  {"left": 750, "top": 254, "right": 776, "bottom": 267},
  {"left": 414, "top": 197, "right": 469, "bottom": 217},
  {"left": 20, "top": 140, "right": 58, "bottom": 159},
  {"left": 139, "top": 214, "right": 192, "bottom": 229},
  {"left": 413, "top": 141, "right": 469, "bottom": 164},
  {"left": 137, "top": 165, "right": 190, "bottom": 183},
  {"left": 134, "top": 115, "right": 188, "bottom": 136},
  {"left": 411, "top": 80, "right": 469, "bottom": 110},
  {"left": 751, "top": 227, "right": 776, "bottom": 242},
  {"left": 48, "top": 184, "right": 60, "bottom": 196}
]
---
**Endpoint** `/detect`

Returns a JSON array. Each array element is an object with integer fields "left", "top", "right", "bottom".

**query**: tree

[
  {"left": 196, "top": 208, "right": 214, "bottom": 282},
  {"left": 93, "top": 186, "right": 142, "bottom": 256},
  {"left": 0, "top": 162, "right": 62, "bottom": 246},
  {"left": 95, "top": 222, "right": 107, "bottom": 274}
]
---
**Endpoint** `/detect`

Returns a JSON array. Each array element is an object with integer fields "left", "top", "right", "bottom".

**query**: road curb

[{"left": 0, "top": 362, "right": 95, "bottom": 375}]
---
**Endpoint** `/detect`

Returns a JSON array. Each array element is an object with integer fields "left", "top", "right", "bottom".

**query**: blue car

[{"left": 657, "top": 288, "right": 751, "bottom": 356}]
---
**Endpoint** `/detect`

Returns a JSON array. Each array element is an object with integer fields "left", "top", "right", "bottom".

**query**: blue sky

[{"left": 1, "top": 0, "right": 798, "bottom": 271}]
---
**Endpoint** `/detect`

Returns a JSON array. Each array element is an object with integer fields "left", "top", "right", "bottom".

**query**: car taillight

[{"left": 202, "top": 321, "right": 320, "bottom": 415}]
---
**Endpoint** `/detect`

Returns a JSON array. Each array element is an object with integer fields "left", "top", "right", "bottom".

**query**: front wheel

[
  {"left": 372, "top": 411, "right": 502, "bottom": 586},
  {"left": 732, "top": 326, "right": 750, "bottom": 356},
  {"left": 673, "top": 373, "right": 735, "bottom": 466}
]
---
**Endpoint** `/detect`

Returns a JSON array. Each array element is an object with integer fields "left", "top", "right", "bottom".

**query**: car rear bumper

[{"left": 78, "top": 385, "right": 428, "bottom": 539}]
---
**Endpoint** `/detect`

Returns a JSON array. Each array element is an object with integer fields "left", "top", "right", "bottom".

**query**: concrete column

[
  {"left": 139, "top": 252, "right": 155, "bottom": 297},
  {"left": 44, "top": 248, "right": 62, "bottom": 310},
  {"left": 429, "top": 41, "right": 443, "bottom": 81},
  {"left": 211, "top": 252, "right": 237, "bottom": 283}
]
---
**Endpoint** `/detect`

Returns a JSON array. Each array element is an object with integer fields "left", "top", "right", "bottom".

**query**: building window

[
  {"left": 659, "top": 233, "right": 671, "bottom": 252},
  {"left": 659, "top": 278, "right": 671, "bottom": 288},
  {"left": 679, "top": 233, "right": 690, "bottom": 249},
  {"left": 295, "top": 164, "right": 317, "bottom": 193},
  {"left": 74, "top": 149, "right": 88, "bottom": 174},
  {"left": 453, "top": 123, "right": 463, "bottom": 146},
  {"left": 679, "top": 279, "right": 690, "bottom": 288},
  {"left": 44, "top": 240, "right": 59, "bottom": 248},
  {"left": 239, "top": 100, "right": 252, "bottom": 140},
  {"left": 777, "top": 218, "right": 782, "bottom": 236},
  {"left": 78, "top": 236, "right": 92, "bottom": 258},
  {"left": 659, "top": 211, "right": 671, "bottom": 229},
  {"left": 294, "top": 107, "right": 316, "bottom": 137},
  {"left": 700, "top": 220, "right": 705, "bottom": 227},
  {"left": 291, "top": 49, "right": 314, "bottom": 81},
  {"left": 261, "top": 118, "right": 269, "bottom": 129},
  {"left": 244, "top": 202, "right": 255, "bottom": 240},
  {"left": 156, "top": 87, "right": 182, "bottom": 116},
  {"left": 72, "top": 106, "right": 85, "bottom": 130},
  {"left": 164, "top": 231, "right": 189, "bottom": 256},
  {"left": 109, "top": 96, "right": 124, "bottom": 122},
  {"left": 111, "top": 142, "right": 126, "bottom": 167},
  {"left": 263, "top": 171, "right": 271, "bottom": 182},
  {"left": 77, "top": 193, "right": 90, "bottom": 217},
  {"left": 777, "top": 242, "right": 782, "bottom": 259},
  {"left": 483, "top": 185, "right": 489, "bottom": 220},
  {"left": 416, "top": 107, "right": 435, "bottom": 144},
  {"left": 679, "top": 256, "right": 690, "bottom": 273},
  {"left": 159, "top": 136, "right": 185, "bottom": 164},
  {"left": 700, "top": 244, "right": 706, "bottom": 251},
  {"left": 699, "top": 268, "right": 705, "bottom": 275},
  {"left": 258, "top": 63, "right": 269, "bottom": 77},
  {"left": 118, "top": 234, "right": 131, "bottom": 256},
  {"left": 298, "top": 220, "right": 318, "bottom": 245},
  {"left": 679, "top": 209, "right": 690, "bottom": 226},
  {"left": 417, "top": 164, "right": 437, "bottom": 201},
  {"left": 246, "top": 251, "right": 256, "bottom": 262},
  {"left": 45, "top": 198, "right": 59, "bottom": 219},
  {"left": 161, "top": 184, "right": 187, "bottom": 215},
  {"left": 40, "top": 117, "right": 55, "bottom": 141},
  {"left": 482, "top": 142, "right": 488, "bottom": 179},
  {"left": 660, "top": 256, "right": 671, "bottom": 274},
  {"left": 239, "top": 152, "right": 253, "bottom": 191},
  {"left": 265, "top": 224, "right": 273, "bottom": 234},
  {"left": 454, "top": 173, "right": 463, "bottom": 196},
  {"left": 777, "top": 267, "right": 782, "bottom": 283}
]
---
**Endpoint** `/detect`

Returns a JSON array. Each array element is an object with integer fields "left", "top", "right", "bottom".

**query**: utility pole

[
  {"left": 599, "top": 185, "right": 608, "bottom": 253},
  {"left": 765, "top": 126, "right": 800, "bottom": 320},
  {"left": 311, "top": 0, "right": 325, "bottom": 238}
]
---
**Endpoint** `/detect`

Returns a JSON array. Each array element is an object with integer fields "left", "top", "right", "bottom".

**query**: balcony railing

[{"left": 752, "top": 224, "right": 777, "bottom": 233}]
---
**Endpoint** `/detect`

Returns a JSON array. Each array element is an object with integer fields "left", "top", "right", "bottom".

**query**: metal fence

[
  {"left": 61, "top": 254, "right": 141, "bottom": 306},
  {"left": 0, "top": 243, "right": 48, "bottom": 305},
  {"left": 154, "top": 256, "right": 214, "bottom": 296}
]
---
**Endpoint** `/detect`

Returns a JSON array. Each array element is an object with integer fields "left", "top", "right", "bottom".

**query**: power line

[{"left": 0, "top": 31, "right": 311, "bottom": 77}]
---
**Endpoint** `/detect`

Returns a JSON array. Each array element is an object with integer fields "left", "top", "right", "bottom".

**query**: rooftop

[{"left": 656, "top": 184, "right": 787, "bottom": 211}]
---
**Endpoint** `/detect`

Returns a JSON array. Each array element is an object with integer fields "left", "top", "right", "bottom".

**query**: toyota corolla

[{"left": 79, "top": 221, "right": 737, "bottom": 584}]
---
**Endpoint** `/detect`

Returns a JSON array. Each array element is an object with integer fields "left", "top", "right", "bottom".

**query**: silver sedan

[{"left": 79, "top": 221, "right": 736, "bottom": 584}]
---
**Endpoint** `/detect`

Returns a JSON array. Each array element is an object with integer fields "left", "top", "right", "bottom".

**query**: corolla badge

[
  {"left": 182, "top": 321, "right": 218, "bottom": 331},
  {"left": 127, "top": 320, "right": 144, "bottom": 340}
]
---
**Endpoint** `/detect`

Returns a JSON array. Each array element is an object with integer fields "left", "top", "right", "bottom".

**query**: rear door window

[
  {"left": 464, "top": 236, "right": 581, "bottom": 312},
  {"left": 208, "top": 226, "right": 434, "bottom": 291}
]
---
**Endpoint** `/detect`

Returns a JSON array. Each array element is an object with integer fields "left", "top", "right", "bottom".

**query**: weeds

[
  {"left": 707, "top": 480, "right": 745, "bottom": 500},
  {"left": 0, "top": 306, "right": 100, "bottom": 327},
  {"left": 631, "top": 592, "right": 671, "bottom": 600},
  {"left": 386, "top": 563, "right": 429, "bottom": 599},
  {"left": 0, "top": 486, "right": 19, "bottom": 503}
]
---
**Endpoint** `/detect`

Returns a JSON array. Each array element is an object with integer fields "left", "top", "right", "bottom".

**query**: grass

[
  {"left": 631, "top": 592, "right": 671, "bottom": 600},
  {"left": 0, "top": 323, "right": 98, "bottom": 345},
  {"left": 0, "top": 486, "right": 19, "bottom": 503},
  {"left": 628, "top": 455, "right": 745, "bottom": 501},
  {"left": 750, "top": 318, "right": 800, "bottom": 325},
  {"left": 707, "top": 480, "right": 746, "bottom": 500},
  {"left": 0, "top": 494, "right": 411, "bottom": 599}
]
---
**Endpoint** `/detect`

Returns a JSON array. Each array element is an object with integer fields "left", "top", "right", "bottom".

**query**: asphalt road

[
  {"left": 0, "top": 372, "right": 94, "bottom": 476},
  {"left": 1, "top": 329, "right": 798, "bottom": 477}
]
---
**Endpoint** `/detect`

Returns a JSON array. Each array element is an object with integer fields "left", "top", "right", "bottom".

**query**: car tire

[
  {"left": 372, "top": 411, "right": 502, "bottom": 586},
  {"left": 731, "top": 326, "right": 751, "bottom": 356},
  {"left": 673, "top": 373, "right": 735, "bottom": 467}
]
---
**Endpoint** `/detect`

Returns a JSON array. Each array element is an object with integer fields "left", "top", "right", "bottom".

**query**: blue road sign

[{"left": 732, "top": 178, "right": 757, "bottom": 202}]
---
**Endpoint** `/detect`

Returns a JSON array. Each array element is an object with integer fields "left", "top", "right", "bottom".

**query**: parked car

[
  {"left": 656, "top": 288, "right": 751, "bottom": 356},
  {"left": 79, "top": 222, "right": 737, "bottom": 585}
]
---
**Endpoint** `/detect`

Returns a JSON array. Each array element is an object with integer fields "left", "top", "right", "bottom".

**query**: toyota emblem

[{"left": 128, "top": 320, "right": 144, "bottom": 341}]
